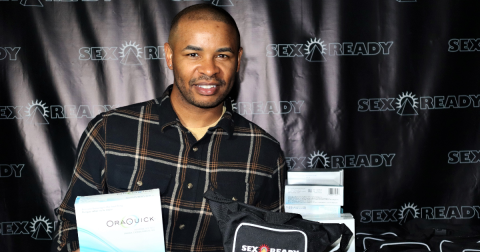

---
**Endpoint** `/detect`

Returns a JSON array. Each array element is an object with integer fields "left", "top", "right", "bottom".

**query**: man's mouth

[
  {"left": 193, "top": 84, "right": 220, "bottom": 95},
  {"left": 197, "top": 85, "right": 217, "bottom": 89}
]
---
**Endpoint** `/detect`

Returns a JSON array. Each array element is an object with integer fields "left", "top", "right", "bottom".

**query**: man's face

[{"left": 165, "top": 19, "right": 243, "bottom": 109}]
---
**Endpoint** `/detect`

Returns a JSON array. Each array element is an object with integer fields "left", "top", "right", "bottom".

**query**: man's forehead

[
  {"left": 173, "top": 20, "right": 237, "bottom": 47},
  {"left": 176, "top": 18, "right": 232, "bottom": 31},
  {"left": 181, "top": 45, "right": 235, "bottom": 53}
]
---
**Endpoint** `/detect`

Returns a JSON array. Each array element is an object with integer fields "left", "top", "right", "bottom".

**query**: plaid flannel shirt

[{"left": 52, "top": 85, "right": 286, "bottom": 252}]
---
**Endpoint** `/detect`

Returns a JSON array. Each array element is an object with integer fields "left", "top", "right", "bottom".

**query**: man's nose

[{"left": 198, "top": 58, "right": 220, "bottom": 76}]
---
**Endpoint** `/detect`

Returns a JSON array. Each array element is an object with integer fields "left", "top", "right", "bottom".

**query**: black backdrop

[{"left": 1, "top": 0, "right": 480, "bottom": 251}]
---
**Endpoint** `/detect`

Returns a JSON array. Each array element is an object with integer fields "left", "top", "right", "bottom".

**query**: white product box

[
  {"left": 287, "top": 169, "right": 344, "bottom": 186},
  {"left": 304, "top": 213, "right": 355, "bottom": 252},
  {"left": 285, "top": 185, "right": 344, "bottom": 205},
  {"left": 75, "top": 189, "right": 165, "bottom": 252},
  {"left": 285, "top": 204, "right": 341, "bottom": 215}
]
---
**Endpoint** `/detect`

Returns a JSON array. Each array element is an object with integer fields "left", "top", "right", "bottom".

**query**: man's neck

[{"left": 170, "top": 85, "right": 224, "bottom": 128}]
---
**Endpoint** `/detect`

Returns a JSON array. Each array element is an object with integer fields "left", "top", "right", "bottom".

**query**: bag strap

[
  {"left": 263, "top": 211, "right": 301, "bottom": 225},
  {"left": 204, "top": 189, "right": 232, "bottom": 203},
  {"left": 205, "top": 190, "right": 301, "bottom": 224},
  {"left": 337, "top": 223, "right": 353, "bottom": 252}
]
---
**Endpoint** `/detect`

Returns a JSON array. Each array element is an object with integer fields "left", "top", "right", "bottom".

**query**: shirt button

[
  {"left": 137, "top": 181, "right": 143, "bottom": 186},
  {"left": 179, "top": 224, "right": 185, "bottom": 230},
  {"left": 187, "top": 183, "right": 193, "bottom": 189},
  {"left": 193, "top": 147, "right": 198, "bottom": 152},
  {"left": 232, "top": 197, "right": 237, "bottom": 201}
]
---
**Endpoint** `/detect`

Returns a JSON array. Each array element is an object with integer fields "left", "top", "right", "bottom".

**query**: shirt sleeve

[
  {"left": 259, "top": 147, "right": 286, "bottom": 213},
  {"left": 51, "top": 114, "right": 107, "bottom": 252}
]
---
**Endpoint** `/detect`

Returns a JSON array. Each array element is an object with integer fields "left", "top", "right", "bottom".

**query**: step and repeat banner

[{"left": 1, "top": 0, "right": 480, "bottom": 251}]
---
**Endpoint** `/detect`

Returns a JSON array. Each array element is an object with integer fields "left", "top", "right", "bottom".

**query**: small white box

[
  {"left": 75, "top": 189, "right": 165, "bottom": 252},
  {"left": 304, "top": 213, "right": 355, "bottom": 252},
  {"left": 285, "top": 204, "right": 341, "bottom": 215},
  {"left": 285, "top": 185, "right": 343, "bottom": 205},
  {"left": 287, "top": 169, "right": 343, "bottom": 186}
]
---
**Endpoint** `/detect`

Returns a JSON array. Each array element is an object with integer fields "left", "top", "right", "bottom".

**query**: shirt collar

[{"left": 156, "top": 85, "right": 235, "bottom": 138}]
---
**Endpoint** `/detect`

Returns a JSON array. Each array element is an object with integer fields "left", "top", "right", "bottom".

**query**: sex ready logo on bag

[
  {"left": 286, "top": 151, "right": 395, "bottom": 170},
  {"left": 172, "top": 0, "right": 238, "bottom": 7},
  {"left": 2, "top": 0, "right": 111, "bottom": 8},
  {"left": 358, "top": 92, "right": 480, "bottom": 116},
  {"left": 266, "top": 37, "right": 393, "bottom": 62},
  {"left": 0, "top": 164, "right": 25, "bottom": 178},
  {"left": 0, "top": 100, "right": 116, "bottom": 125},
  {"left": 241, "top": 244, "right": 299, "bottom": 252},
  {"left": 79, "top": 41, "right": 165, "bottom": 66},
  {"left": 0, "top": 215, "right": 55, "bottom": 240},
  {"left": 361, "top": 203, "right": 480, "bottom": 225},
  {"left": 0, "top": 47, "right": 20, "bottom": 60}
]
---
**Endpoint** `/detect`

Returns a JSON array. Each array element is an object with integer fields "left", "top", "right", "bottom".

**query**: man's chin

[
  {"left": 192, "top": 101, "right": 223, "bottom": 109},
  {"left": 191, "top": 97, "right": 224, "bottom": 109}
]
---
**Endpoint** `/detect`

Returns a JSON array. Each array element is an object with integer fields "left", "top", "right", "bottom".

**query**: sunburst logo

[
  {"left": 30, "top": 216, "right": 53, "bottom": 240},
  {"left": 212, "top": 0, "right": 234, "bottom": 6},
  {"left": 396, "top": 92, "right": 419, "bottom": 116},
  {"left": 259, "top": 244, "right": 270, "bottom": 252},
  {"left": 20, "top": 0, "right": 43, "bottom": 7},
  {"left": 308, "top": 151, "right": 330, "bottom": 168},
  {"left": 119, "top": 41, "right": 143, "bottom": 65},
  {"left": 25, "top": 100, "right": 49, "bottom": 124},
  {"left": 398, "top": 202, "right": 419, "bottom": 225},
  {"left": 304, "top": 38, "right": 327, "bottom": 62}
]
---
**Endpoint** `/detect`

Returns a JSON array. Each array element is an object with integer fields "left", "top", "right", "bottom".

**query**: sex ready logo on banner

[
  {"left": 266, "top": 38, "right": 393, "bottom": 62},
  {"left": 0, "top": 215, "right": 55, "bottom": 240},
  {"left": 358, "top": 92, "right": 480, "bottom": 116},
  {"left": 361, "top": 203, "right": 480, "bottom": 225},
  {"left": 286, "top": 151, "right": 396, "bottom": 170},
  {"left": 172, "top": 0, "right": 237, "bottom": 7},
  {"left": 448, "top": 150, "right": 480, "bottom": 164},
  {"left": 448, "top": 38, "right": 480, "bottom": 52},
  {"left": 79, "top": 42, "right": 164, "bottom": 66},
  {"left": 232, "top": 100, "right": 304, "bottom": 115},
  {"left": 0, "top": 47, "right": 20, "bottom": 60},
  {"left": 1, "top": 0, "right": 111, "bottom": 8},
  {"left": 1, "top": 164, "right": 24, "bottom": 178},
  {"left": 0, "top": 100, "right": 116, "bottom": 125}
]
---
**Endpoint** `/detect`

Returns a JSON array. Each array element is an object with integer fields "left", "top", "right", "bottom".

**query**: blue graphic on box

[{"left": 78, "top": 228, "right": 123, "bottom": 252}]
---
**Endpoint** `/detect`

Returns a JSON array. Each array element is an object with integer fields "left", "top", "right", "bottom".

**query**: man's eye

[
  {"left": 187, "top": 53, "right": 199, "bottom": 57},
  {"left": 217, "top": 54, "right": 228, "bottom": 58}
]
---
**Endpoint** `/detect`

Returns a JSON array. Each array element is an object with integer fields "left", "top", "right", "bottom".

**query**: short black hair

[{"left": 169, "top": 4, "right": 241, "bottom": 50}]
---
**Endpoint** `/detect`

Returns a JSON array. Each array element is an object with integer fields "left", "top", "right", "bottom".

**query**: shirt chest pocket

[
  {"left": 213, "top": 181, "right": 266, "bottom": 204},
  {"left": 107, "top": 164, "right": 172, "bottom": 195}
]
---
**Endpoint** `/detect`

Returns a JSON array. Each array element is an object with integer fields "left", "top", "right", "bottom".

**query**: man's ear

[
  {"left": 164, "top": 42, "right": 173, "bottom": 70},
  {"left": 236, "top": 47, "right": 243, "bottom": 73}
]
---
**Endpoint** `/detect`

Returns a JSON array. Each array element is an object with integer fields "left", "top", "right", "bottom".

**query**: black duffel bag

[{"left": 204, "top": 190, "right": 353, "bottom": 252}]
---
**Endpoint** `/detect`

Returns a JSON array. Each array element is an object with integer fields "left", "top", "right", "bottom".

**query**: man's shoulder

[
  {"left": 108, "top": 99, "right": 159, "bottom": 115},
  {"left": 231, "top": 112, "right": 281, "bottom": 148},
  {"left": 88, "top": 99, "right": 159, "bottom": 126},
  {"left": 99, "top": 99, "right": 160, "bottom": 120}
]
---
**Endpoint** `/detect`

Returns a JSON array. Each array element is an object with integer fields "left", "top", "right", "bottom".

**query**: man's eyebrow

[
  {"left": 217, "top": 47, "right": 234, "bottom": 53},
  {"left": 182, "top": 45, "right": 203, "bottom": 51}
]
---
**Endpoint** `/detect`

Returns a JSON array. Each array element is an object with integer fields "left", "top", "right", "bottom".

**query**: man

[{"left": 52, "top": 4, "right": 286, "bottom": 252}]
